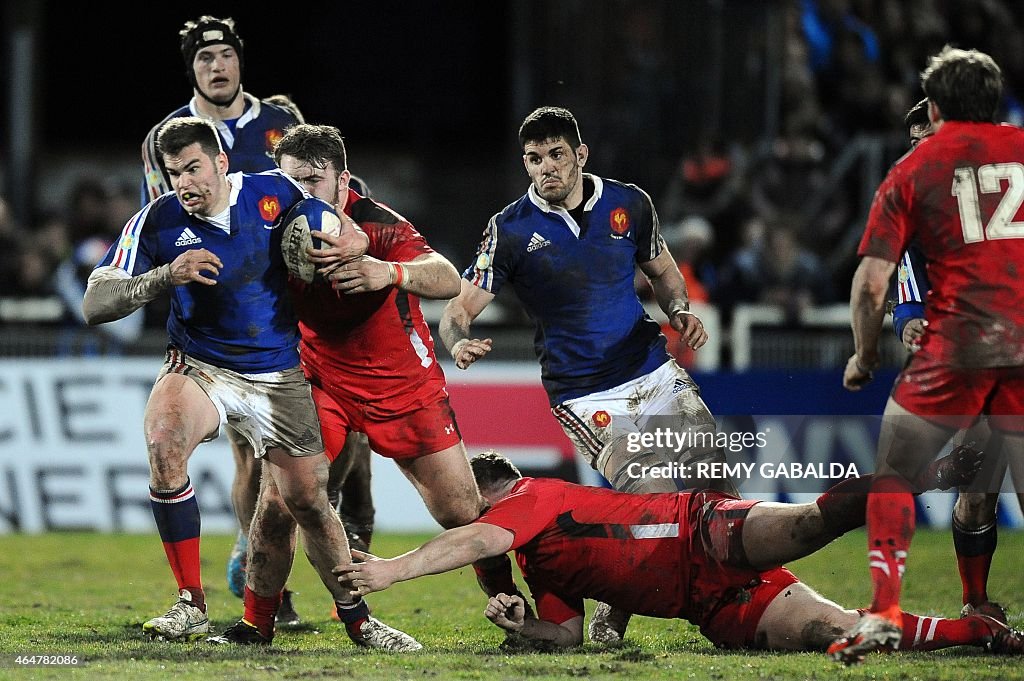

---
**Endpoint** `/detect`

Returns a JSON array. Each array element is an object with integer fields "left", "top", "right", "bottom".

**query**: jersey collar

[
  {"left": 527, "top": 174, "right": 604, "bottom": 238},
  {"left": 187, "top": 91, "right": 261, "bottom": 150}
]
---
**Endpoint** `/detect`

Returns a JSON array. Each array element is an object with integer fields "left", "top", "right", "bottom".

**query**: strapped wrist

[
  {"left": 450, "top": 338, "right": 469, "bottom": 361},
  {"left": 670, "top": 301, "right": 691, "bottom": 317}
]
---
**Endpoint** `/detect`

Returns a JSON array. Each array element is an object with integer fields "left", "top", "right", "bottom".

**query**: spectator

[
  {"left": 66, "top": 178, "right": 111, "bottom": 244},
  {"left": 645, "top": 216, "right": 717, "bottom": 367},
  {"left": 52, "top": 236, "right": 144, "bottom": 352},
  {"left": 716, "top": 219, "right": 835, "bottom": 320}
]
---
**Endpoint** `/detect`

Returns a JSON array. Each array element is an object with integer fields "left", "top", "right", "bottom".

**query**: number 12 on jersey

[{"left": 952, "top": 163, "right": 1024, "bottom": 243}]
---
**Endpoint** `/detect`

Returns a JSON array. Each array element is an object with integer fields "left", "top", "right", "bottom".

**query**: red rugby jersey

[
  {"left": 860, "top": 121, "right": 1024, "bottom": 368},
  {"left": 290, "top": 191, "right": 445, "bottom": 401},
  {"left": 476, "top": 477, "right": 693, "bottom": 624}
]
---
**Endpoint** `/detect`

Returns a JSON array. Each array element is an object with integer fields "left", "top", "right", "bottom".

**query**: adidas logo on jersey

[
  {"left": 671, "top": 377, "right": 688, "bottom": 394},
  {"left": 526, "top": 232, "right": 552, "bottom": 252},
  {"left": 175, "top": 228, "right": 203, "bottom": 247}
]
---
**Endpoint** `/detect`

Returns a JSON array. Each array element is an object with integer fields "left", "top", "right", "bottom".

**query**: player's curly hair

[
  {"left": 274, "top": 124, "right": 347, "bottom": 174},
  {"left": 470, "top": 450, "right": 522, "bottom": 493},
  {"left": 903, "top": 98, "right": 929, "bottom": 130}
]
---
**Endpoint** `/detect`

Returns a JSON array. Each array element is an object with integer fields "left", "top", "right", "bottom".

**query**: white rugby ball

[{"left": 280, "top": 198, "right": 342, "bottom": 284}]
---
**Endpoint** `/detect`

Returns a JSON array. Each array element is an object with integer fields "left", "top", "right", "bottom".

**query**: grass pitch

[{"left": 1, "top": 529, "right": 1023, "bottom": 680}]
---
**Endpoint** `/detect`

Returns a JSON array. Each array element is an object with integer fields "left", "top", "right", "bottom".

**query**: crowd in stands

[
  {"left": 649, "top": 0, "right": 1024, "bottom": 337},
  {"left": 5, "top": 0, "right": 1024, "bottom": 358},
  {"left": 0, "top": 179, "right": 160, "bottom": 351}
]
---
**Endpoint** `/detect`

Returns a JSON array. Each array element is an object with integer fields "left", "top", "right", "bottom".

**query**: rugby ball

[{"left": 280, "top": 197, "right": 342, "bottom": 284}]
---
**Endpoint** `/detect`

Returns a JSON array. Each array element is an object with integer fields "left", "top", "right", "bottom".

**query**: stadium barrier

[{"left": 0, "top": 358, "right": 1019, "bottom": 534}]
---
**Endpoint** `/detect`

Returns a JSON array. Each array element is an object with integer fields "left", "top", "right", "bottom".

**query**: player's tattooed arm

[{"left": 440, "top": 280, "right": 495, "bottom": 369}]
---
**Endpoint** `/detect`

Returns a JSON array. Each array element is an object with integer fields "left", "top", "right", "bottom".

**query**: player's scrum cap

[{"left": 179, "top": 16, "right": 244, "bottom": 72}]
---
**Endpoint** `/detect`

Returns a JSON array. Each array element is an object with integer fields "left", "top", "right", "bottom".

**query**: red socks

[
  {"left": 815, "top": 474, "right": 874, "bottom": 537},
  {"left": 952, "top": 517, "right": 997, "bottom": 606},
  {"left": 866, "top": 475, "right": 915, "bottom": 614},
  {"left": 150, "top": 479, "right": 203, "bottom": 610},
  {"left": 243, "top": 586, "right": 282, "bottom": 640},
  {"left": 899, "top": 612, "right": 994, "bottom": 650}
]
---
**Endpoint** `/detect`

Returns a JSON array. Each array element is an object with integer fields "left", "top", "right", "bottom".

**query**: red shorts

[
  {"left": 892, "top": 354, "right": 1024, "bottom": 432},
  {"left": 685, "top": 491, "right": 802, "bottom": 649},
  {"left": 311, "top": 376, "right": 462, "bottom": 460}
]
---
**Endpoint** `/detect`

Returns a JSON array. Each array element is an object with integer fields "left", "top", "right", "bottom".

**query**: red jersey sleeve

[
  {"left": 474, "top": 479, "right": 561, "bottom": 550},
  {"left": 375, "top": 220, "right": 434, "bottom": 263},
  {"left": 348, "top": 195, "right": 435, "bottom": 264},
  {"left": 859, "top": 158, "right": 916, "bottom": 262}
]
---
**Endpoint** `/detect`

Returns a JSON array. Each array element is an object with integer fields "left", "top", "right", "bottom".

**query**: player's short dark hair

[
  {"left": 156, "top": 117, "right": 223, "bottom": 160},
  {"left": 904, "top": 98, "right": 930, "bottom": 129},
  {"left": 921, "top": 46, "right": 1002, "bottom": 123},
  {"left": 519, "top": 107, "right": 583, "bottom": 151},
  {"left": 274, "top": 124, "right": 348, "bottom": 174},
  {"left": 470, "top": 451, "right": 522, "bottom": 493}
]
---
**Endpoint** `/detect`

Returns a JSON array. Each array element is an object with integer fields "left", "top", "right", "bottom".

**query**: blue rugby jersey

[
  {"left": 100, "top": 170, "right": 316, "bottom": 373},
  {"left": 464, "top": 174, "right": 668, "bottom": 405},
  {"left": 890, "top": 243, "right": 927, "bottom": 341},
  {"left": 142, "top": 93, "right": 299, "bottom": 203}
]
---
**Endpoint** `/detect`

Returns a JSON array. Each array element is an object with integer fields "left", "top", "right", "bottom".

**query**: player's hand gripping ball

[{"left": 280, "top": 197, "right": 342, "bottom": 284}]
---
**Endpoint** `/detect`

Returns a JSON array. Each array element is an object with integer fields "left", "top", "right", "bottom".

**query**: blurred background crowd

[{"left": 2, "top": 0, "right": 1022, "bottom": 367}]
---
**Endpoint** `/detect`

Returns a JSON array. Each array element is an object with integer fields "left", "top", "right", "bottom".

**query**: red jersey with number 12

[
  {"left": 289, "top": 191, "right": 445, "bottom": 401},
  {"left": 859, "top": 121, "right": 1024, "bottom": 368}
]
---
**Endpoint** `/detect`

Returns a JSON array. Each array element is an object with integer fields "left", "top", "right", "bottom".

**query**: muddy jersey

[
  {"left": 98, "top": 170, "right": 310, "bottom": 372},
  {"left": 463, "top": 175, "right": 669, "bottom": 405},
  {"left": 860, "top": 121, "right": 1024, "bottom": 368},
  {"left": 476, "top": 477, "right": 694, "bottom": 623},
  {"left": 289, "top": 190, "right": 445, "bottom": 400},
  {"left": 142, "top": 93, "right": 298, "bottom": 204}
]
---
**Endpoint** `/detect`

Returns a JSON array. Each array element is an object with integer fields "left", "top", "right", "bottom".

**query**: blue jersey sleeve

[
  {"left": 890, "top": 245, "right": 928, "bottom": 340},
  {"left": 631, "top": 185, "right": 663, "bottom": 263},
  {"left": 97, "top": 202, "right": 162, "bottom": 275},
  {"left": 463, "top": 213, "right": 514, "bottom": 294}
]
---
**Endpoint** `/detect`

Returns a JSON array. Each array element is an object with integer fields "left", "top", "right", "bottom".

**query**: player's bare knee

[
  {"left": 434, "top": 500, "right": 481, "bottom": 529},
  {"left": 145, "top": 428, "right": 191, "bottom": 486},
  {"left": 954, "top": 491, "right": 997, "bottom": 528},
  {"left": 796, "top": 618, "right": 846, "bottom": 651},
  {"left": 145, "top": 419, "right": 190, "bottom": 458},
  {"left": 255, "top": 499, "right": 297, "bottom": 540},
  {"left": 279, "top": 485, "right": 330, "bottom": 527}
]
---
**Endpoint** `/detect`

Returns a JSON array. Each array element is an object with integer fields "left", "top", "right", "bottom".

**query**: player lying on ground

[{"left": 336, "top": 450, "right": 1023, "bottom": 661}]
